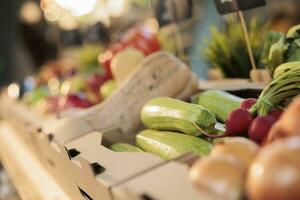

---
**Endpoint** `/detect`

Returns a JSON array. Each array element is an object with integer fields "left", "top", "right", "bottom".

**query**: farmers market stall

[{"left": 1, "top": 0, "right": 300, "bottom": 200}]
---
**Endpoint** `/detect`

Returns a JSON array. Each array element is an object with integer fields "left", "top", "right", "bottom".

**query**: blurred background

[
  {"left": 0, "top": 0, "right": 300, "bottom": 84},
  {"left": 0, "top": 0, "right": 300, "bottom": 85}
]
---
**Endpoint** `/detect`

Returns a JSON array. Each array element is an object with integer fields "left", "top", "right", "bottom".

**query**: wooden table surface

[{"left": 0, "top": 122, "right": 71, "bottom": 200}]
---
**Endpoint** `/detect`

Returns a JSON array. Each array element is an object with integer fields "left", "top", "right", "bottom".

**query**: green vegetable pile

[
  {"left": 204, "top": 18, "right": 268, "bottom": 78},
  {"left": 261, "top": 24, "right": 300, "bottom": 75}
]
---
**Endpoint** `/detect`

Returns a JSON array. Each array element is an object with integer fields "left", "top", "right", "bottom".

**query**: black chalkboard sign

[{"left": 213, "top": 0, "right": 265, "bottom": 15}]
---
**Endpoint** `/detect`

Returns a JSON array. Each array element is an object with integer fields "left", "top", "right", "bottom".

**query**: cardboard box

[
  {"left": 36, "top": 133, "right": 86, "bottom": 200},
  {"left": 111, "top": 154, "right": 215, "bottom": 200},
  {"left": 64, "top": 130, "right": 166, "bottom": 200}
]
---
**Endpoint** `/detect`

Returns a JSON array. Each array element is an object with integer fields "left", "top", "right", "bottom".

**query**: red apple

[{"left": 59, "top": 94, "right": 92, "bottom": 111}]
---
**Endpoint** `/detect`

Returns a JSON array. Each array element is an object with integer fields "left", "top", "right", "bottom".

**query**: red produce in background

[
  {"left": 99, "top": 26, "right": 161, "bottom": 79},
  {"left": 99, "top": 43, "right": 124, "bottom": 78},
  {"left": 59, "top": 94, "right": 93, "bottom": 111},
  {"left": 86, "top": 73, "right": 111, "bottom": 93},
  {"left": 121, "top": 26, "right": 161, "bottom": 55}
]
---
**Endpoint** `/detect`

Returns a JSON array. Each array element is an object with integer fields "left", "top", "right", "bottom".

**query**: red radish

[
  {"left": 248, "top": 116, "right": 276, "bottom": 144},
  {"left": 240, "top": 98, "right": 257, "bottom": 110},
  {"left": 225, "top": 109, "right": 254, "bottom": 135},
  {"left": 201, "top": 109, "right": 253, "bottom": 139},
  {"left": 260, "top": 135, "right": 269, "bottom": 147},
  {"left": 269, "top": 109, "right": 283, "bottom": 121}
]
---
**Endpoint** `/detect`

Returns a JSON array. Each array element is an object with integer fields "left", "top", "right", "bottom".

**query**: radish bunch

[
  {"left": 204, "top": 97, "right": 283, "bottom": 144},
  {"left": 225, "top": 98, "right": 283, "bottom": 144},
  {"left": 226, "top": 99, "right": 282, "bottom": 142},
  {"left": 204, "top": 62, "right": 300, "bottom": 143},
  {"left": 210, "top": 62, "right": 300, "bottom": 144}
]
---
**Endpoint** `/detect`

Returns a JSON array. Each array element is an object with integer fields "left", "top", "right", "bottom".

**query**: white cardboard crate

[
  {"left": 36, "top": 134, "right": 86, "bottom": 200},
  {"left": 34, "top": 129, "right": 166, "bottom": 200},
  {"left": 111, "top": 155, "right": 215, "bottom": 200}
]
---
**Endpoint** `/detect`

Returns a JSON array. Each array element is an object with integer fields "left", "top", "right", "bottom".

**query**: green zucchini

[
  {"left": 136, "top": 130, "right": 212, "bottom": 160},
  {"left": 141, "top": 97, "right": 217, "bottom": 136},
  {"left": 110, "top": 143, "right": 143, "bottom": 152},
  {"left": 194, "top": 90, "right": 243, "bottom": 122}
]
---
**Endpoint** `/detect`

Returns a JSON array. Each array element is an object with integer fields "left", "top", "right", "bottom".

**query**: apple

[
  {"left": 100, "top": 80, "right": 117, "bottom": 99},
  {"left": 60, "top": 75, "right": 86, "bottom": 95},
  {"left": 58, "top": 94, "right": 93, "bottom": 111}
]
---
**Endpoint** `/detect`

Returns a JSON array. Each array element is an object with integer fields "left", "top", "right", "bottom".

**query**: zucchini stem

[{"left": 193, "top": 122, "right": 227, "bottom": 138}]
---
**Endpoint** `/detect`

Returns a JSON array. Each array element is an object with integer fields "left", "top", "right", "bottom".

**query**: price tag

[{"left": 213, "top": 0, "right": 265, "bottom": 15}]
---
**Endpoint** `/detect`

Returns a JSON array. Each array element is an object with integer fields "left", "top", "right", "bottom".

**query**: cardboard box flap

[
  {"left": 71, "top": 156, "right": 111, "bottom": 200},
  {"left": 112, "top": 158, "right": 215, "bottom": 200},
  {"left": 36, "top": 133, "right": 86, "bottom": 200},
  {"left": 46, "top": 116, "right": 94, "bottom": 144},
  {"left": 66, "top": 131, "right": 165, "bottom": 187}
]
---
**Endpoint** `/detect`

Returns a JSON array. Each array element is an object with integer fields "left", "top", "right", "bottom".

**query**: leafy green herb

[
  {"left": 261, "top": 24, "right": 300, "bottom": 76},
  {"left": 204, "top": 18, "right": 268, "bottom": 78}
]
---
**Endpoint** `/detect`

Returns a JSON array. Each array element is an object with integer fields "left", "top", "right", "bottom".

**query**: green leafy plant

[
  {"left": 204, "top": 18, "right": 268, "bottom": 78},
  {"left": 261, "top": 24, "right": 300, "bottom": 76}
]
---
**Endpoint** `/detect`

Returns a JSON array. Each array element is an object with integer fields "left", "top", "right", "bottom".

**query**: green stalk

[{"left": 250, "top": 65, "right": 300, "bottom": 116}]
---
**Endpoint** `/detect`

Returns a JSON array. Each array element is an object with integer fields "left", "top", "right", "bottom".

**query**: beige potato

[{"left": 190, "top": 156, "right": 246, "bottom": 200}]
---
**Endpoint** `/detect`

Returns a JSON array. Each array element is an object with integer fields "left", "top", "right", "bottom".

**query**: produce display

[
  {"left": 22, "top": 46, "right": 111, "bottom": 114},
  {"left": 21, "top": 26, "right": 162, "bottom": 115},
  {"left": 2, "top": 8, "right": 300, "bottom": 200},
  {"left": 108, "top": 55, "right": 300, "bottom": 199}
]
